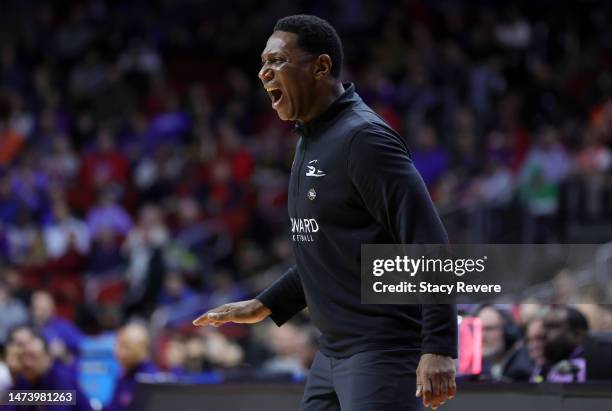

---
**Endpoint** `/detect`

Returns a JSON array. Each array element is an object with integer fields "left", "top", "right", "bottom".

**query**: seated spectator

[
  {"left": 3, "top": 332, "right": 92, "bottom": 411},
  {"left": 5, "top": 210, "right": 41, "bottom": 266},
  {"left": 43, "top": 199, "right": 90, "bottom": 258},
  {"left": 532, "top": 306, "right": 589, "bottom": 383},
  {"left": 86, "top": 189, "right": 132, "bottom": 240},
  {"left": 476, "top": 305, "right": 533, "bottom": 382},
  {"left": 525, "top": 314, "right": 546, "bottom": 373},
  {"left": 31, "top": 290, "right": 83, "bottom": 368},
  {"left": 3, "top": 324, "right": 34, "bottom": 384},
  {"left": 262, "top": 322, "right": 315, "bottom": 377},
  {"left": 195, "top": 328, "right": 244, "bottom": 371},
  {"left": 105, "top": 323, "right": 158, "bottom": 411},
  {"left": 160, "top": 334, "right": 188, "bottom": 375},
  {"left": 80, "top": 130, "right": 129, "bottom": 192}
]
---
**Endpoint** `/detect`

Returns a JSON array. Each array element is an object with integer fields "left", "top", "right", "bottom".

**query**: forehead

[
  {"left": 25, "top": 338, "right": 45, "bottom": 354},
  {"left": 261, "top": 31, "right": 300, "bottom": 57},
  {"left": 527, "top": 319, "right": 544, "bottom": 335},
  {"left": 478, "top": 307, "right": 503, "bottom": 324},
  {"left": 544, "top": 309, "right": 567, "bottom": 325}
]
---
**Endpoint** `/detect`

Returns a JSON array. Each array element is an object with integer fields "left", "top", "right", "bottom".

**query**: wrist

[{"left": 252, "top": 299, "right": 272, "bottom": 316}]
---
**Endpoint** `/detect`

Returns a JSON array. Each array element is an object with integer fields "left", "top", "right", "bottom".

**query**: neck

[{"left": 300, "top": 81, "right": 344, "bottom": 124}]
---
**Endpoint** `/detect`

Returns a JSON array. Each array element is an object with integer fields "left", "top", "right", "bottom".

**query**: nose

[{"left": 258, "top": 64, "right": 273, "bottom": 83}]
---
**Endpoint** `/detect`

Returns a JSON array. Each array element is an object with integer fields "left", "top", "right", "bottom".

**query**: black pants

[{"left": 302, "top": 349, "right": 422, "bottom": 411}]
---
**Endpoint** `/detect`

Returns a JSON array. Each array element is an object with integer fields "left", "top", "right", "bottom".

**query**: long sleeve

[
  {"left": 256, "top": 265, "right": 307, "bottom": 326},
  {"left": 347, "top": 126, "right": 457, "bottom": 358}
]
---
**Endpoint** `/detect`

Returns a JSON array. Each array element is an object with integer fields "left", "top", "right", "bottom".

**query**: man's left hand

[{"left": 415, "top": 353, "right": 456, "bottom": 409}]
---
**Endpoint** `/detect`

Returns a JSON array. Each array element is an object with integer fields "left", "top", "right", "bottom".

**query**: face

[
  {"left": 542, "top": 308, "right": 578, "bottom": 364},
  {"left": 478, "top": 307, "right": 506, "bottom": 359},
  {"left": 31, "top": 291, "right": 55, "bottom": 325},
  {"left": 6, "top": 327, "right": 33, "bottom": 374},
  {"left": 526, "top": 319, "right": 545, "bottom": 366},
  {"left": 258, "top": 31, "right": 318, "bottom": 122},
  {"left": 115, "top": 325, "right": 149, "bottom": 370},
  {"left": 20, "top": 338, "right": 52, "bottom": 382}
]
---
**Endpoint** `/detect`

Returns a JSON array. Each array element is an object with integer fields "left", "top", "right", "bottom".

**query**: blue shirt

[{"left": 40, "top": 316, "right": 83, "bottom": 357}]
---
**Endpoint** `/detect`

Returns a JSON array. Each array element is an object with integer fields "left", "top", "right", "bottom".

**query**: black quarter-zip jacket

[{"left": 257, "top": 83, "right": 457, "bottom": 360}]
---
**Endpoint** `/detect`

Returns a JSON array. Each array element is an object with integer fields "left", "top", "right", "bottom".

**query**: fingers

[
  {"left": 448, "top": 377, "right": 457, "bottom": 399},
  {"left": 192, "top": 313, "right": 211, "bottom": 326},
  {"left": 422, "top": 376, "right": 433, "bottom": 408},
  {"left": 193, "top": 305, "right": 234, "bottom": 327},
  {"left": 431, "top": 376, "right": 448, "bottom": 410},
  {"left": 432, "top": 374, "right": 440, "bottom": 398},
  {"left": 416, "top": 372, "right": 455, "bottom": 409},
  {"left": 430, "top": 374, "right": 455, "bottom": 409}
]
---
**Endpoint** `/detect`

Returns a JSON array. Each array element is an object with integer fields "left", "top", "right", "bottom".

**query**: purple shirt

[
  {"left": 86, "top": 204, "right": 133, "bottom": 238},
  {"left": 531, "top": 347, "right": 586, "bottom": 383},
  {"left": 4, "top": 361, "right": 92, "bottom": 411},
  {"left": 104, "top": 361, "right": 159, "bottom": 411}
]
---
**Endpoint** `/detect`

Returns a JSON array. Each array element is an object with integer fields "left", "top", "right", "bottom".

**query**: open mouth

[{"left": 268, "top": 89, "right": 284, "bottom": 108}]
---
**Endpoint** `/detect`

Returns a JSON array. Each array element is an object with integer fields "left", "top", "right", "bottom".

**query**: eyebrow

[{"left": 261, "top": 52, "right": 283, "bottom": 62}]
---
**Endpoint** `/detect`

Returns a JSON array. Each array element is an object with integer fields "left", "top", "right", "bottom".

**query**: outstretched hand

[
  {"left": 415, "top": 353, "right": 456, "bottom": 410},
  {"left": 192, "top": 299, "right": 271, "bottom": 327}
]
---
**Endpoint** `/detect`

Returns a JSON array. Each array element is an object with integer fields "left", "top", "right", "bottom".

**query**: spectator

[
  {"left": 80, "top": 130, "right": 129, "bottom": 192},
  {"left": 86, "top": 190, "right": 132, "bottom": 240},
  {"left": 532, "top": 306, "right": 589, "bottom": 383},
  {"left": 43, "top": 199, "right": 90, "bottom": 258},
  {"left": 160, "top": 334, "right": 188, "bottom": 375},
  {"left": 123, "top": 204, "right": 169, "bottom": 316},
  {"left": 3, "top": 325, "right": 34, "bottom": 383},
  {"left": 105, "top": 323, "right": 158, "bottom": 411},
  {"left": 3, "top": 333, "right": 92, "bottom": 411},
  {"left": 519, "top": 126, "right": 571, "bottom": 242},
  {"left": 476, "top": 305, "right": 533, "bottom": 382},
  {"left": 30, "top": 291, "right": 83, "bottom": 368},
  {"left": 195, "top": 329, "right": 244, "bottom": 370},
  {"left": 525, "top": 315, "right": 546, "bottom": 372},
  {"left": 43, "top": 135, "right": 80, "bottom": 187},
  {"left": 262, "top": 322, "right": 315, "bottom": 377}
]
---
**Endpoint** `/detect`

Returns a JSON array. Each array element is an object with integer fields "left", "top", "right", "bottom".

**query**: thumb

[{"left": 415, "top": 374, "right": 422, "bottom": 397}]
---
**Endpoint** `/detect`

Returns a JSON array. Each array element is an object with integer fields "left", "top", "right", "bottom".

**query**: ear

[{"left": 314, "top": 54, "right": 332, "bottom": 80}]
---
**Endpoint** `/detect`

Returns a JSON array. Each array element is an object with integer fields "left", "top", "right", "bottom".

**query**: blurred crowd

[{"left": 0, "top": 0, "right": 611, "bottom": 409}]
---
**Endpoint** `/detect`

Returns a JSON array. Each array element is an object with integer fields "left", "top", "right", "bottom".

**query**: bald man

[{"left": 105, "top": 323, "right": 158, "bottom": 411}]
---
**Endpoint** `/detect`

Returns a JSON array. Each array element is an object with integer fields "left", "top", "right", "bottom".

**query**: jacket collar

[{"left": 294, "top": 83, "right": 357, "bottom": 138}]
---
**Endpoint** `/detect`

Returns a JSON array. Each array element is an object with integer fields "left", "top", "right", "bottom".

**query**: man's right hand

[{"left": 192, "top": 299, "right": 271, "bottom": 327}]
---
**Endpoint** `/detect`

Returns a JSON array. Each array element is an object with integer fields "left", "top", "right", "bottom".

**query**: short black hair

[
  {"left": 6, "top": 323, "right": 32, "bottom": 345},
  {"left": 564, "top": 306, "right": 589, "bottom": 334},
  {"left": 28, "top": 332, "right": 50, "bottom": 354},
  {"left": 274, "top": 15, "right": 343, "bottom": 78}
]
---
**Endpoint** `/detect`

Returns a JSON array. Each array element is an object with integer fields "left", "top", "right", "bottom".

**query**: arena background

[{"left": 0, "top": 0, "right": 611, "bottom": 410}]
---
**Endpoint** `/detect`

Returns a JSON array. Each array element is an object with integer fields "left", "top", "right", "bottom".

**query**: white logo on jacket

[
  {"left": 290, "top": 218, "right": 319, "bottom": 242},
  {"left": 307, "top": 188, "right": 316, "bottom": 200},
  {"left": 305, "top": 160, "right": 326, "bottom": 177}
]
